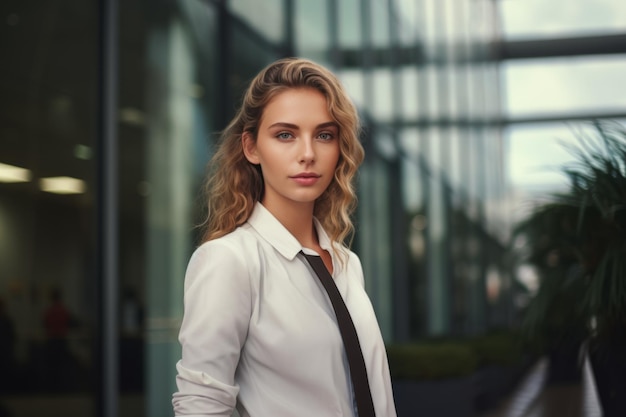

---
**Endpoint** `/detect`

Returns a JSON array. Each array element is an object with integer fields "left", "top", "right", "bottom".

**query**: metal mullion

[
  {"left": 96, "top": 0, "right": 119, "bottom": 416},
  {"left": 328, "top": 0, "right": 340, "bottom": 67},
  {"left": 284, "top": 0, "right": 295, "bottom": 56}
]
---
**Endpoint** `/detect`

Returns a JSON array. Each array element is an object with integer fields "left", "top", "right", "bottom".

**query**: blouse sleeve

[
  {"left": 172, "top": 239, "right": 253, "bottom": 417},
  {"left": 349, "top": 250, "right": 366, "bottom": 288}
]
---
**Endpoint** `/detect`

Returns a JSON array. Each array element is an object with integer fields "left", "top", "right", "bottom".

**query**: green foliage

[
  {"left": 387, "top": 330, "right": 528, "bottom": 380},
  {"left": 515, "top": 120, "right": 626, "bottom": 348},
  {"left": 520, "top": 265, "right": 588, "bottom": 353},
  {"left": 387, "top": 342, "right": 478, "bottom": 380},
  {"left": 469, "top": 331, "right": 525, "bottom": 367}
]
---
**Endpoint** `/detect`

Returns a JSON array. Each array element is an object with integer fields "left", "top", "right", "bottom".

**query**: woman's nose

[{"left": 299, "top": 137, "right": 315, "bottom": 163}]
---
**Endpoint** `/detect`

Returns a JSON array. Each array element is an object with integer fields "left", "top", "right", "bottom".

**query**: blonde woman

[{"left": 172, "top": 58, "right": 396, "bottom": 417}]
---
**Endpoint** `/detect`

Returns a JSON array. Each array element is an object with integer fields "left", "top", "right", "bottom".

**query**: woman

[{"left": 172, "top": 58, "right": 396, "bottom": 417}]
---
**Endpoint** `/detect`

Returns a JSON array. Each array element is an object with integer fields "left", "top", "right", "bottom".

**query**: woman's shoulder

[
  {"left": 347, "top": 249, "right": 364, "bottom": 270},
  {"left": 182, "top": 226, "right": 265, "bottom": 294},
  {"left": 188, "top": 225, "right": 261, "bottom": 269}
]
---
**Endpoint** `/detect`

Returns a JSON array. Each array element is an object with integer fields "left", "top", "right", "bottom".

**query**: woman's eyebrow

[
  {"left": 317, "top": 122, "right": 339, "bottom": 130},
  {"left": 268, "top": 122, "right": 299, "bottom": 130},
  {"left": 267, "top": 121, "right": 338, "bottom": 130}
]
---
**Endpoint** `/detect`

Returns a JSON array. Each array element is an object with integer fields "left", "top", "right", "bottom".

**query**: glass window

[
  {"left": 500, "top": 0, "right": 626, "bottom": 40},
  {"left": 357, "top": 156, "right": 394, "bottom": 340},
  {"left": 401, "top": 156, "right": 428, "bottom": 339},
  {"left": 444, "top": 0, "right": 469, "bottom": 45},
  {"left": 478, "top": 0, "right": 498, "bottom": 43},
  {"left": 401, "top": 155, "right": 424, "bottom": 211},
  {"left": 465, "top": 128, "right": 483, "bottom": 221},
  {"left": 505, "top": 120, "right": 626, "bottom": 232},
  {"left": 141, "top": 2, "right": 219, "bottom": 414},
  {"left": 230, "top": 24, "right": 283, "bottom": 98},
  {"left": 399, "top": 128, "right": 420, "bottom": 158},
  {"left": 338, "top": 69, "right": 366, "bottom": 112},
  {"left": 423, "top": 64, "right": 442, "bottom": 119},
  {"left": 466, "top": 62, "right": 488, "bottom": 119},
  {"left": 421, "top": 0, "right": 441, "bottom": 58},
  {"left": 484, "top": 64, "right": 502, "bottom": 119},
  {"left": 503, "top": 55, "right": 626, "bottom": 118},
  {"left": 425, "top": 127, "right": 442, "bottom": 172},
  {"left": 294, "top": 0, "right": 330, "bottom": 65},
  {"left": 371, "top": 68, "right": 394, "bottom": 123},
  {"left": 228, "top": 0, "right": 284, "bottom": 44},
  {"left": 400, "top": 67, "right": 420, "bottom": 121},
  {"left": 370, "top": 0, "right": 390, "bottom": 48},
  {"left": 0, "top": 1, "right": 98, "bottom": 415},
  {"left": 426, "top": 173, "right": 449, "bottom": 335},
  {"left": 338, "top": 0, "right": 362, "bottom": 49},
  {"left": 481, "top": 129, "right": 508, "bottom": 239},
  {"left": 337, "top": 0, "right": 364, "bottom": 108},
  {"left": 446, "top": 65, "right": 462, "bottom": 118},
  {"left": 506, "top": 123, "right": 598, "bottom": 194},
  {"left": 393, "top": 0, "right": 420, "bottom": 46},
  {"left": 448, "top": 127, "right": 463, "bottom": 188}
]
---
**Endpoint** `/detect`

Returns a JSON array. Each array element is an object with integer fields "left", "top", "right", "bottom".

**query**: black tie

[{"left": 300, "top": 252, "right": 376, "bottom": 417}]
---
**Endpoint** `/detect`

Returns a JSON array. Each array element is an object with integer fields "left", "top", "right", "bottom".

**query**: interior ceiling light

[
  {"left": 39, "top": 176, "right": 87, "bottom": 194},
  {"left": 0, "top": 162, "right": 32, "bottom": 183}
]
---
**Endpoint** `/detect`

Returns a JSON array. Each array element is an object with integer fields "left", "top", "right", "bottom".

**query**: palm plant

[
  {"left": 514, "top": 120, "right": 626, "bottom": 414},
  {"left": 557, "top": 120, "right": 626, "bottom": 344},
  {"left": 514, "top": 202, "right": 588, "bottom": 382}
]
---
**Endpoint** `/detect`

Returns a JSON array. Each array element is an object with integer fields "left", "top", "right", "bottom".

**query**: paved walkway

[
  {"left": 0, "top": 357, "right": 603, "bottom": 417},
  {"left": 480, "top": 356, "right": 603, "bottom": 417}
]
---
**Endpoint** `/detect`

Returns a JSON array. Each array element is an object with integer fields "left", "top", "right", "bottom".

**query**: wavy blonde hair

[{"left": 201, "top": 57, "right": 364, "bottom": 248}]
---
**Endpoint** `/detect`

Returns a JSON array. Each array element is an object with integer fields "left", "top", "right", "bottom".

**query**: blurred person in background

[
  {"left": 0, "top": 296, "right": 16, "bottom": 393},
  {"left": 42, "top": 287, "right": 78, "bottom": 391}
]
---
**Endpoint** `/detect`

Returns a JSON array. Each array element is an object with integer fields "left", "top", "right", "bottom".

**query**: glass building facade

[{"left": 4, "top": 0, "right": 624, "bottom": 416}]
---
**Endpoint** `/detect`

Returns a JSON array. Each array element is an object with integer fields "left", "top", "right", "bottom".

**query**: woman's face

[{"left": 243, "top": 87, "right": 340, "bottom": 213}]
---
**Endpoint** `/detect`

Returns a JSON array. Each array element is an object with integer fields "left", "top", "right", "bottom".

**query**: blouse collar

[{"left": 246, "top": 202, "right": 336, "bottom": 261}]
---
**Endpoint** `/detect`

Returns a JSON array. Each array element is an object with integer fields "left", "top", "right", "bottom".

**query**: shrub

[
  {"left": 387, "top": 342, "right": 478, "bottom": 380},
  {"left": 469, "top": 331, "right": 525, "bottom": 367}
]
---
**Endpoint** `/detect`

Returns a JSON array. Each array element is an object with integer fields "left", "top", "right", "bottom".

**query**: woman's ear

[{"left": 242, "top": 131, "right": 260, "bottom": 165}]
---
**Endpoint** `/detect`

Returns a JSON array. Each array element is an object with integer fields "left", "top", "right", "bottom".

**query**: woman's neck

[
  {"left": 261, "top": 200, "right": 318, "bottom": 248},
  {"left": 260, "top": 200, "right": 334, "bottom": 274}
]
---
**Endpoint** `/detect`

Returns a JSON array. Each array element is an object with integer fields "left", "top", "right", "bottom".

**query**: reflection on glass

[{"left": 0, "top": 0, "right": 97, "bottom": 415}]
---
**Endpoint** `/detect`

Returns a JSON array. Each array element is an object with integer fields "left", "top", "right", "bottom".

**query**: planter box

[
  {"left": 473, "top": 357, "right": 534, "bottom": 411},
  {"left": 590, "top": 346, "right": 626, "bottom": 417},
  {"left": 393, "top": 376, "right": 475, "bottom": 417},
  {"left": 473, "top": 365, "right": 519, "bottom": 411}
]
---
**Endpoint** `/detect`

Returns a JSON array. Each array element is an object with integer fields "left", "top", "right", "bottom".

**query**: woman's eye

[
  {"left": 318, "top": 132, "right": 334, "bottom": 141},
  {"left": 277, "top": 132, "right": 292, "bottom": 140}
]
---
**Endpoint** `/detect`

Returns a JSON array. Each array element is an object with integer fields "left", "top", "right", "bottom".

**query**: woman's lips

[{"left": 291, "top": 173, "right": 320, "bottom": 186}]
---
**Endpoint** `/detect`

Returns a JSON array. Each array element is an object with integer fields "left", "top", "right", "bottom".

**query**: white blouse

[{"left": 172, "top": 202, "right": 396, "bottom": 417}]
